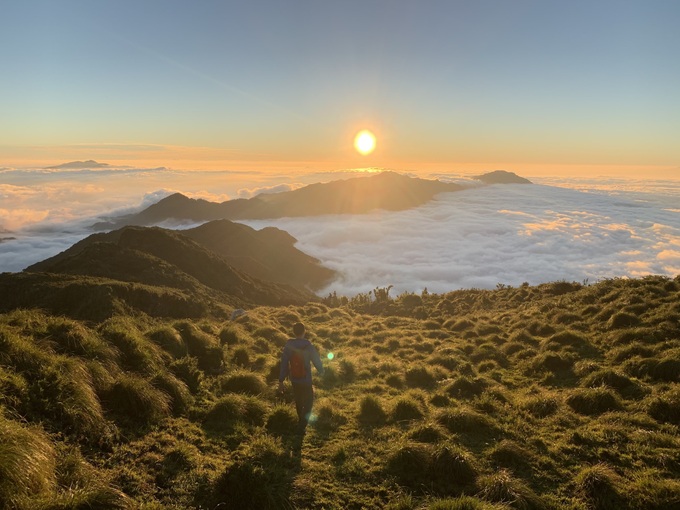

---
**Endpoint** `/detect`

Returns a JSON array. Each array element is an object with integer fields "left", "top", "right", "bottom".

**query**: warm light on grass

[{"left": 354, "top": 130, "right": 376, "bottom": 155}]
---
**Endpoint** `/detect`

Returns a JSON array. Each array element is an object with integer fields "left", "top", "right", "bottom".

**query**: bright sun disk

[{"left": 354, "top": 130, "right": 376, "bottom": 155}]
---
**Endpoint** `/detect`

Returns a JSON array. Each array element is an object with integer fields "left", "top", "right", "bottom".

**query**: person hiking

[{"left": 278, "top": 322, "right": 324, "bottom": 433}]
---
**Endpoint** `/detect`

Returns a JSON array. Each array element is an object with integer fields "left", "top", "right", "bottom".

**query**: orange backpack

[{"left": 289, "top": 346, "right": 307, "bottom": 379}]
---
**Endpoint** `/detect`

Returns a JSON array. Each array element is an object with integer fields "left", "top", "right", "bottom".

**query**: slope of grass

[{"left": 0, "top": 275, "right": 678, "bottom": 509}]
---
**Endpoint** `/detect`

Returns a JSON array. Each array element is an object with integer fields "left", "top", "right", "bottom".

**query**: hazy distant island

[
  {"left": 46, "top": 159, "right": 111, "bottom": 169},
  {"left": 94, "top": 170, "right": 531, "bottom": 230}
]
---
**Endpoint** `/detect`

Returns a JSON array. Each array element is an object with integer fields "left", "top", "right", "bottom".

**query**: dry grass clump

[
  {"left": 405, "top": 365, "right": 438, "bottom": 389},
  {"left": 41, "top": 318, "right": 116, "bottom": 361},
  {"left": 566, "top": 387, "right": 622, "bottom": 416},
  {"left": 357, "top": 395, "right": 388, "bottom": 426},
  {"left": 218, "top": 370, "right": 268, "bottom": 396},
  {"left": 579, "top": 368, "right": 645, "bottom": 398},
  {"left": 103, "top": 373, "right": 171, "bottom": 427},
  {"left": 519, "top": 393, "right": 560, "bottom": 418},
  {"left": 0, "top": 415, "right": 56, "bottom": 507},
  {"left": 169, "top": 356, "right": 203, "bottom": 393},
  {"left": 314, "top": 401, "right": 348, "bottom": 432},
  {"left": 476, "top": 469, "right": 546, "bottom": 510},
  {"left": 174, "top": 321, "right": 224, "bottom": 372},
  {"left": 151, "top": 371, "right": 193, "bottom": 415},
  {"left": 99, "top": 318, "right": 166, "bottom": 374},
  {"left": 265, "top": 404, "right": 298, "bottom": 435},
  {"left": 446, "top": 376, "right": 488, "bottom": 399},
  {"left": 385, "top": 441, "right": 478, "bottom": 495},
  {"left": 436, "top": 407, "right": 499, "bottom": 437},
  {"left": 146, "top": 325, "right": 187, "bottom": 358},
  {"left": 573, "top": 463, "right": 625, "bottom": 510},
  {"left": 391, "top": 396, "right": 426, "bottom": 423},
  {"left": 645, "top": 387, "right": 680, "bottom": 425},
  {"left": 203, "top": 394, "right": 268, "bottom": 431}
]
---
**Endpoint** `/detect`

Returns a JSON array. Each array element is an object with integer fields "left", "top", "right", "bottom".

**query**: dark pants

[{"left": 292, "top": 383, "right": 314, "bottom": 425}]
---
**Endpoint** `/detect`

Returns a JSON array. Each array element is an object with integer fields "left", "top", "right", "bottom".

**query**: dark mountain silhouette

[
  {"left": 474, "top": 170, "right": 532, "bottom": 184},
  {"left": 46, "top": 160, "right": 110, "bottom": 169},
  {"left": 22, "top": 226, "right": 315, "bottom": 318},
  {"left": 94, "top": 171, "right": 468, "bottom": 229},
  {"left": 181, "top": 220, "right": 335, "bottom": 290},
  {"left": 28, "top": 220, "right": 334, "bottom": 290}
]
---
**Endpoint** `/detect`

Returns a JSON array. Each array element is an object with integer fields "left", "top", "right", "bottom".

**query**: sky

[{"left": 2, "top": 0, "right": 680, "bottom": 176}]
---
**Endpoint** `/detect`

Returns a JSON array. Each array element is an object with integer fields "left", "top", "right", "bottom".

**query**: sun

[{"left": 354, "top": 130, "right": 376, "bottom": 155}]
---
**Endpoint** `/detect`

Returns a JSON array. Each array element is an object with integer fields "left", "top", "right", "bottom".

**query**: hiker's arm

[
  {"left": 279, "top": 346, "right": 290, "bottom": 383},
  {"left": 312, "top": 347, "right": 325, "bottom": 376}
]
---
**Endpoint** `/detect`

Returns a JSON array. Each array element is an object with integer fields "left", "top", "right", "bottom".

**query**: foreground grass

[{"left": 0, "top": 275, "right": 679, "bottom": 509}]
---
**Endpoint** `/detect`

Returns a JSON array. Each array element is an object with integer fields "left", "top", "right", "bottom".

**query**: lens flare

[
  {"left": 354, "top": 130, "right": 376, "bottom": 155},
  {"left": 327, "top": 352, "right": 335, "bottom": 360}
]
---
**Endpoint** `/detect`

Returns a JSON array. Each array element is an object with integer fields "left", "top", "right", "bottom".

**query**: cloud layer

[
  {"left": 240, "top": 184, "right": 680, "bottom": 295},
  {"left": 1, "top": 166, "right": 679, "bottom": 297}
]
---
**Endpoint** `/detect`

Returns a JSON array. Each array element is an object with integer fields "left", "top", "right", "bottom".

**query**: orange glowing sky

[{"left": 2, "top": 1, "right": 679, "bottom": 180}]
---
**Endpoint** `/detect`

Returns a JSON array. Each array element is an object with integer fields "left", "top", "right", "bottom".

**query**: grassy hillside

[{"left": 0, "top": 275, "right": 678, "bottom": 509}]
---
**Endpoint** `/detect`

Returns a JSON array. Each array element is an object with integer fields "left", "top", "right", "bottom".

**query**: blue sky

[{"left": 2, "top": 0, "right": 679, "bottom": 173}]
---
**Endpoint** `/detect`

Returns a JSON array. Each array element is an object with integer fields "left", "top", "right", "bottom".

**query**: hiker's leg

[
  {"left": 300, "top": 384, "right": 314, "bottom": 423},
  {"left": 292, "top": 383, "right": 305, "bottom": 422}
]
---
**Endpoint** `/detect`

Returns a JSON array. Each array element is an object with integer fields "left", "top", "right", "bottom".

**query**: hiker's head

[{"left": 293, "top": 322, "right": 305, "bottom": 337}]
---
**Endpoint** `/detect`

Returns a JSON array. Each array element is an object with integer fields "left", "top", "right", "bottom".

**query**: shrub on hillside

[
  {"left": 446, "top": 376, "right": 488, "bottom": 399},
  {"left": 0, "top": 416, "right": 56, "bottom": 506},
  {"left": 573, "top": 464, "right": 625, "bottom": 510},
  {"left": 487, "top": 439, "right": 535, "bottom": 472},
  {"left": 151, "top": 372, "right": 193, "bottom": 415},
  {"left": 42, "top": 319, "right": 115, "bottom": 361},
  {"left": 146, "top": 326, "right": 187, "bottom": 359},
  {"left": 219, "top": 325, "right": 245, "bottom": 346},
  {"left": 385, "top": 443, "right": 431, "bottom": 489},
  {"left": 580, "top": 369, "right": 645, "bottom": 398},
  {"left": 102, "top": 373, "right": 171, "bottom": 427},
  {"left": 0, "top": 366, "right": 28, "bottom": 413},
  {"left": 607, "top": 311, "right": 641, "bottom": 329},
  {"left": 408, "top": 423, "right": 447, "bottom": 443},
  {"left": 314, "top": 402, "right": 348, "bottom": 432},
  {"left": 566, "top": 387, "right": 622, "bottom": 416},
  {"left": 430, "top": 443, "right": 478, "bottom": 492},
  {"left": 357, "top": 395, "right": 387, "bottom": 426},
  {"left": 210, "top": 459, "right": 289, "bottom": 510},
  {"left": 219, "top": 370, "right": 268, "bottom": 396},
  {"left": 436, "top": 408, "right": 498, "bottom": 436},
  {"left": 175, "top": 322, "right": 223, "bottom": 372},
  {"left": 266, "top": 405, "right": 298, "bottom": 435},
  {"left": 203, "top": 395, "right": 268, "bottom": 431},
  {"left": 645, "top": 388, "right": 680, "bottom": 425},
  {"left": 169, "top": 356, "right": 203, "bottom": 393},
  {"left": 35, "top": 358, "right": 108, "bottom": 439},
  {"left": 99, "top": 319, "right": 165, "bottom": 374},
  {"left": 426, "top": 497, "right": 500, "bottom": 510},
  {"left": 623, "top": 355, "right": 680, "bottom": 382},
  {"left": 530, "top": 351, "right": 574, "bottom": 373},
  {"left": 390, "top": 396, "right": 425, "bottom": 423},
  {"left": 520, "top": 394, "right": 560, "bottom": 418},
  {"left": 476, "top": 469, "right": 546, "bottom": 510},
  {"left": 232, "top": 347, "right": 251, "bottom": 368},
  {"left": 405, "top": 366, "right": 437, "bottom": 389}
]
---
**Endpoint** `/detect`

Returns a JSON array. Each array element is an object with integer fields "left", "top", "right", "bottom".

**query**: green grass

[{"left": 0, "top": 275, "right": 678, "bottom": 508}]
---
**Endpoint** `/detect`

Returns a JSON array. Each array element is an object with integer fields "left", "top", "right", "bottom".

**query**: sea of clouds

[{"left": 1, "top": 166, "right": 679, "bottom": 296}]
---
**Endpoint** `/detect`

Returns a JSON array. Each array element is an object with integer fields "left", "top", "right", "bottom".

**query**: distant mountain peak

[
  {"left": 46, "top": 160, "right": 110, "bottom": 169},
  {"left": 474, "top": 170, "right": 532, "bottom": 184}
]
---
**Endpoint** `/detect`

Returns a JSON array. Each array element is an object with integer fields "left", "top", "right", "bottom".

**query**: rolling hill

[
  {"left": 0, "top": 275, "right": 677, "bottom": 509},
  {"left": 18, "top": 225, "right": 317, "bottom": 319}
]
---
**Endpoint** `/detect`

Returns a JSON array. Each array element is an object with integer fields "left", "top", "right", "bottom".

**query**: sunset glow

[{"left": 354, "top": 130, "right": 376, "bottom": 156}]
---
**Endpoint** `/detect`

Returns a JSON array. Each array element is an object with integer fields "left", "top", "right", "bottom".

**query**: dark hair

[{"left": 293, "top": 322, "right": 305, "bottom": 337}]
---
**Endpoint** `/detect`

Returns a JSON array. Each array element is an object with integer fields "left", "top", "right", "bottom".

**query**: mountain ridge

[{"left": 94, "top": 170, "right": 531, "bottom": 229}]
